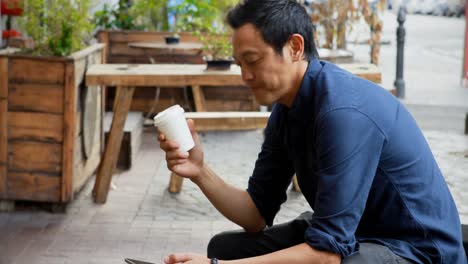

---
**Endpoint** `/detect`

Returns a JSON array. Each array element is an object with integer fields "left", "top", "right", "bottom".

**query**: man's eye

[{"left": 246, "top": 59, "right": 258, "bottom": 65}]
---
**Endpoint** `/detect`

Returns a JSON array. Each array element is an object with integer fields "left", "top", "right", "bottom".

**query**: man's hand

[
  {"left": 164, "top": 253, "right": 210, "bottom": 264},
  {"left": 158, "top": 119, "right": 204, "bottom": 180}
]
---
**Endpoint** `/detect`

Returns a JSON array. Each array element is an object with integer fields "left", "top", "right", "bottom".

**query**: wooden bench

[{"left": 104, "top": 111, "right": 143, "bottom": 171}]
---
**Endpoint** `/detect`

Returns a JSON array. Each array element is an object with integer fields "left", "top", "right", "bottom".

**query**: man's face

[{"left": 232, "top": 23, "right": 296, "bottom": 106}]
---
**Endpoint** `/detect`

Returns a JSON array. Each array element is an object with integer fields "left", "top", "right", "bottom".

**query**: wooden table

[{"left": 86, "top": 63, "right": 381, "bottom": 203}]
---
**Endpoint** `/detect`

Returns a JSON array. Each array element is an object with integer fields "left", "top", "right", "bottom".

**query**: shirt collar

[{"left": 283, "top": 58, "right": 324, "bottom": 124}]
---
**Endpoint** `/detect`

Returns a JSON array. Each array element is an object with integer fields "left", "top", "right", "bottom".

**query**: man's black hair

[{"left": 226, "top": 0, "right": 318, "bottom": 60}]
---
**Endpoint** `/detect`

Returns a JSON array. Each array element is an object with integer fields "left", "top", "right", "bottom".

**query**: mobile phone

[{"left": 124, "top": 258, "right": 156, "bottom": 264}]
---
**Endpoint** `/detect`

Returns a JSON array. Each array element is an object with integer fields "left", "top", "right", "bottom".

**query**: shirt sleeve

[
  {"left": 305, "top": 108, "right": 386, "bottom": 257},
  {"left": 247, "top": 109, "right": 295, "bottom": 226}
]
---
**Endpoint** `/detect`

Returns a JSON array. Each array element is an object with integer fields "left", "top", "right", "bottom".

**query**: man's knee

[{"left": 207, "top": 231, "right": 238, "bottom": 259}]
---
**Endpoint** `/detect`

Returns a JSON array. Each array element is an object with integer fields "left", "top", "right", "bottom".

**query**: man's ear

[{"left": 288, "top": 34, "right": 305, "bottom": 61}]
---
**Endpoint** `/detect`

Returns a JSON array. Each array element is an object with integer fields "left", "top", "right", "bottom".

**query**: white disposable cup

[{"left": 153, "top": 105, "right": 195, "bottom": 152}]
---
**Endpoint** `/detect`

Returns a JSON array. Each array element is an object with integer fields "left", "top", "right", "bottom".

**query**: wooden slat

[
  {"left": 61, "top": 62, "right": 76, "bottom": 202},
  {"left": 7, "top": 172, "right": 60, "bottom": 202},
  {"left": 8, "top": 141, "right": 62, "bottom": 173},
  {"left": 86, "top": 64, "right": 245, "bottom": 87},
  {"left": 106, "top": 30, "right": 200, "bottom": 43},
  {"left": 69, "top": 43, "right": 105, "bottom": 61},
  {"left": 203, "top": 86, "right": 253, "bottom": 100},
  {"left": 203, "top": 100, "right": 257, "bottom": 112},
  {"left": 107, "top": 55, "right": 204, "bottom": 64},
  {"left": 97, "top": 30, "right": 110, "bottom": 63},
  {"left": 9, "top": 58, "right": 65, "bottom": 85},
  {"left": 8, "top": 112, "right": 63, "bottom": 142},
  {"left": 8, "top": 83, "right": 64, "bottom": 113},
  {"left": 110, "top": 43, "right": 147, "bottom": 56},
  {"left": 74, "top": 57, "right": 87, "bottom": 88},
  {"left": 94, "top": 86, "right": 135, "bottom": 203},
  {"left": 191, "top": 85, "right": 206, "bottom": 112},
  {"left": 185, "top": 111, "right": 270, "bottom": 131},
  {"left": 339, "top": 63, "right": 382, "bottom": 83},
  {"left": 73, "top": 133, "right": 101, "bottom": 195},
  {"left": 119, "top": 43, "right": 203, "bottom": 57},
  {"left": 0, "top": 57, "right": 8, "bottom": 197}
]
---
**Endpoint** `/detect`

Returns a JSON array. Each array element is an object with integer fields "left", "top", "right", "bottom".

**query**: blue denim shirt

[{"left": 247, "top": 59, "right": 466, "bottom": 263}]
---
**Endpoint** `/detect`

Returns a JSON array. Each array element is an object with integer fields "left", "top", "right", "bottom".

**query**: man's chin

[{"left": 253, "top": 96, "right": 275, "bottom": 107}]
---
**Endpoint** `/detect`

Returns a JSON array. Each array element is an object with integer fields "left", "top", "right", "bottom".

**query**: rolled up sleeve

[{"left": 305, "top": 108, "right": 386, "bottom": 257}]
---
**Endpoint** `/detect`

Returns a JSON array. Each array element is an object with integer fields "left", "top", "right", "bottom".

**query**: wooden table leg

[
  {"left": 168, "top": 172, "right": 184, "bottom": 193},
  {"left": 191, "top": 85, "right": 206, "bottom": 112},
  {"left": 166, "top": 85, "right": 207, "bottom": 194},
  {"left": 94, "top": 86, "right": 135, "bottom": 203}
]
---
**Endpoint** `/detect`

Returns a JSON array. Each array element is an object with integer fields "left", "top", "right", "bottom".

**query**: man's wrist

[
  {"left": 210, "top": 258, "right": 218, "bottom": 264},
  {"left": 190, "top": 163, "right": 208, "bottom": 185}
]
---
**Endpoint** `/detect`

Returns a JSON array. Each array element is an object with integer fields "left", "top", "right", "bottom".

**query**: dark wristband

[{"left": 211, "top": 258, "right": 218, "bottom": 264}]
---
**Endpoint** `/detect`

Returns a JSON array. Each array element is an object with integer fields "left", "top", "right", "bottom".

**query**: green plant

[
  {"left": 173, "top": 0, "right": 235, "bottom": 61},
  {"left": 18, "top": 0, "right": 94, "bottom": 56},
  {"left": 92, "top": 0, "right": 143, "bottom": 31},
  {"left": 129, "top": 0, "right": 169, "bottom": 31},
  {"left": 173, "top": 0, "right": 236, "bottom": 32},
  {"left": 197, "top": 27, "right": 232, "bottom": 61}
]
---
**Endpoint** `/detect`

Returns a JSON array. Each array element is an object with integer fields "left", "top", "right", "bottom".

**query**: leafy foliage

[
  {"left": 174, "top": 0, "right": 236, "bottom": 60},
  {"left": 18, "top": 0, "right": 94, "bottom": 56},
  {"left": 130, "top": 0, "right": 169, "bottom": 31},
  {"left": 93, "top": 0, "right": 143, "bottom": 30}
]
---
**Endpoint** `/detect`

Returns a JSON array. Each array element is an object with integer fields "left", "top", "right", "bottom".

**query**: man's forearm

[
  {"left": 220, "top": 243, "right": 341, "bottom": 264},
  {"left": 192, "top": 164, "right": 265, "bottom": 232}
]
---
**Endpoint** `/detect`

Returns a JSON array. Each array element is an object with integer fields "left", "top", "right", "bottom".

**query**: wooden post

[
  {"left": 191, "top": 85, "right": 206, "bottom": 112},
  {"left": 168, "top": 172, "right": 184, "bottom": 193},
  {"left": 94, "top": 86, "right": 135, "bottom": 203},
  {"left": 61, "top": 62, "right": 76, "bottom": 202},
  {"left": 0, "top": 57, "right": 8, "bottom": 197}
]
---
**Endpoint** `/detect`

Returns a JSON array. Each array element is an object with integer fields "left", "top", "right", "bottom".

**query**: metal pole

[{"left": 394, "top": 6, "right": 406, "bottom": 98}]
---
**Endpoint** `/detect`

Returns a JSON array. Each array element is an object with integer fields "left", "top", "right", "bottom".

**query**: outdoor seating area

[{"left": 1, "top": 0, "right": 468, "bottom": 263}]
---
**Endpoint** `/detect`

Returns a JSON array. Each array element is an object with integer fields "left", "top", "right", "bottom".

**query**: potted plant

[
  {"left": 0, "top": 0, "right": 105, "bottom": 204},
  {"left": 174, "top": 0, "right": 236, "bottom": 70},
  {"left": 198, "top": 28, "right": 233, "bottom": 71},
  {"left": 164, "top": 24, "right": 180, "bottom": 45}
]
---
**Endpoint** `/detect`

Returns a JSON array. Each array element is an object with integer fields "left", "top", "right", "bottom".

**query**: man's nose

[{"left": 241, "top": 67, "right": 254, "bottom": 82}]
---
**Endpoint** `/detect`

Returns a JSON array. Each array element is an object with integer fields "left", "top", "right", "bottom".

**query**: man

[{"left": 160, "top": 0, "right": 467, "bottom": 263}]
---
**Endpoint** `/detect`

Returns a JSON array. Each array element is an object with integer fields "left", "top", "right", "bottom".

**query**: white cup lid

[{"left": 153, "top": 104, "right": 184, "bottom": 126}]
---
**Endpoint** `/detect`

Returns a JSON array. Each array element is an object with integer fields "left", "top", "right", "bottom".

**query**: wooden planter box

[
  {"left": 98, "top": 30, "right": 258, "bottom": 114},
  {"left": 0, "top": 43, "right": 105, "bottom": 203}
]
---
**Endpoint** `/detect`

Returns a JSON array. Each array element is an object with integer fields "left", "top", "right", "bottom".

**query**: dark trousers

[{"left": 207, "top": 212, "right": 414, "bottom": 263}]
